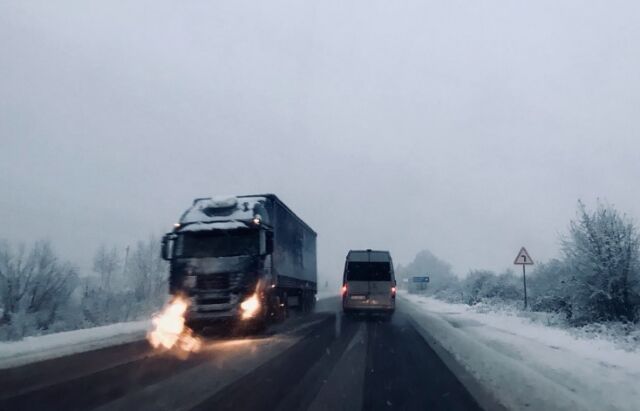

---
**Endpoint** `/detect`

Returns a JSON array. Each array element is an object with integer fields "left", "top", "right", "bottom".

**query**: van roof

[{"left": 346, "top": 249, "right": 392, "bottom": 262}]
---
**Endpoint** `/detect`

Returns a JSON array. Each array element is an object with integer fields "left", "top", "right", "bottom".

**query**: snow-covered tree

[
  {"left": 562, "top": 202, "right": 640, "bottom": 323},
  {"left": 397, "top": 249, "right": 457, "bottom": 292},
  {"left": 0, "top": 240, "right": 78, "bottom": 338},
  {"left": 128, "top": 235, "right": 167, "bottom": 306},
  {"left": 93, "top": 245, "right": 121, "bottom": 291}
]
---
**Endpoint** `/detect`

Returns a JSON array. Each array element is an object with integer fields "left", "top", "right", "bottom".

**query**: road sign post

[{"left": 514, "top": 247, "right": 534, "bottom": 309}]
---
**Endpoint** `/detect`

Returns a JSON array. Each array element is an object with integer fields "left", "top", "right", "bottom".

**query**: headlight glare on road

[{"left": 240, "top": 294, "right": 261, "bottom": 319}]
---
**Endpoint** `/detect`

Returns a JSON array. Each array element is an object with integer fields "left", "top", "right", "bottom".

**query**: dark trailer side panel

[{"left": 238, "top": 194, "right": 317, "bottom": 291}]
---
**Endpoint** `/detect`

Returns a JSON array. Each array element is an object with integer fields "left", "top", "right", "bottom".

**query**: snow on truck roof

[
  {"left": 177, "top": 194, "right": 317, "bottom": 235},
  {"left": 180, "top": 195, "right": 266, "bottom": 225},
  {"left": 179, "top": 221, "right": 248, "bottom": 232}
]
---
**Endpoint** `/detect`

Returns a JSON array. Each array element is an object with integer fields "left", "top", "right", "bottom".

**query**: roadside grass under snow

[
  {"left": 462, "top": 298, "right": 640, "bottom": 352},
  {"left": 0, "top": 320, "right": 150, "bottom": 369},
  {"left": 403, "top": 293, "right": 640, "bottom": 411}
]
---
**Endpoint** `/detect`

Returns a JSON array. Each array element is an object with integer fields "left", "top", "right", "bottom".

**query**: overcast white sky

[{"left": 1, "top": 1, "right": 639, "bottom": 284}]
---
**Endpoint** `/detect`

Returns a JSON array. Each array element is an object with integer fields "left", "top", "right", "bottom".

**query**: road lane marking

[{"left": 307, "top": 321, "right": 367, "bottom": 411}]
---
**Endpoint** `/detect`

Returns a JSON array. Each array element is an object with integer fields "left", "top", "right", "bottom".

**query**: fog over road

[{"left": 0, "top": 298, "right": 483, "bottom": 411}]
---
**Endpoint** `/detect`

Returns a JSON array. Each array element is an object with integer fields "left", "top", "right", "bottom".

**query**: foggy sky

[{"left": 2, "top": 1, "right": 640, "bottom": 284}]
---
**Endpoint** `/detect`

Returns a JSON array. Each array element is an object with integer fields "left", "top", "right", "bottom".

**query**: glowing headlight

[{"left": 240, "top": 294, "right": 261, "bottom": 319}]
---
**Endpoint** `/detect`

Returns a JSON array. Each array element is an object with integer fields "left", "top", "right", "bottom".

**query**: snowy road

[
  {"left": 401, "top": 294, "right": 640, "bottom": 411},
  {"left": 4, "top": 294, "right": 632, "bottom": 411},
  {"left": 0, "top": 297, "right": 484, "bottom": 411}
]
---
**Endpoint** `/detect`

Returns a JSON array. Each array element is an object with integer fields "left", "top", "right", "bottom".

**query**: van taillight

[
  {"left": 341, "top": 285, "right": 347, "bottom": 296},
  {"left": 391, "top": 286, "right": 396, "bottom": 296}
]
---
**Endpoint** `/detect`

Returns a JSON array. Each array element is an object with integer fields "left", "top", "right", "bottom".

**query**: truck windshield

[
  {"left": 346, "top": 262, "right": 391, "bottom": 281},
  {"left": 175, "top": 230, "right": 259, "bottom": 258}
]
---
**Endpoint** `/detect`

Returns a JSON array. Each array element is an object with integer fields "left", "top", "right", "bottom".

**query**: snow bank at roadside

[
  {"left": 402, "top": 294, "right": 640, "bottom": 411},
  {"left": 0, "top": 320, "right": 150, "bottom": 369}
]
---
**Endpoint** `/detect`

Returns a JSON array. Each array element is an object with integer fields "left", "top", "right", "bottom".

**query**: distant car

[{"left": 341, "top": 249, "right": 396, "bottom": 317}]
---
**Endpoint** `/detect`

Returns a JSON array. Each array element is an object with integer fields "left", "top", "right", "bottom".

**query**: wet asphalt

[{"left": 0, "top": 297, "right": 481, "bottom": 411}]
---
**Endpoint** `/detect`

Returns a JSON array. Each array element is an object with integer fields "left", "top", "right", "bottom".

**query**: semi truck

[{"left": 161, "top": 194, "right": 317, "bottom": 330}]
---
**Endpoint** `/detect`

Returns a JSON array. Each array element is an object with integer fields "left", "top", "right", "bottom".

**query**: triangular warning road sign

[{"left": 514, "top": 247, "right": 534, "bottom": 265}]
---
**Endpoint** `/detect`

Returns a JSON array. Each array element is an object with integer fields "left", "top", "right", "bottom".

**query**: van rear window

[{"left": 346, "top": 262, "right": 391, "bottom": 281}]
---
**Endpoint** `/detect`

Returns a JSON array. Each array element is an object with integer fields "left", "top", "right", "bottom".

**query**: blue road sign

[{"left": 412, "top": 276, "right": 430, "bottom": 283}]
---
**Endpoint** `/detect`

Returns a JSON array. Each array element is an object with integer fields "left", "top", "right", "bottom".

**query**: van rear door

[
  {"left": 346, "top": 260, "right": 393, "bottom": 307},
  {"left": 345, "top": 261, "right": 369, "bottom": 300}
]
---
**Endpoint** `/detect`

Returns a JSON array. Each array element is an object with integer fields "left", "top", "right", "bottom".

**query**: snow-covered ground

[
  {"left": 402, "top": 293, "right": 640, "bottom": 411},
  {"left": 0, "top": 320, "right": 150, "bottom": 369},
  {"left": 316, "top": 288, "right": 340, "bottom": 301}
]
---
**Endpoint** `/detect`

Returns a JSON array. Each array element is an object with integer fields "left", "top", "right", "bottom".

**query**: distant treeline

[
  {"left": 397, "top": 201, "right": 640, "bottom": 325},
  {"left": 0, "top": 236, "right": 167, "bottom": 340}
]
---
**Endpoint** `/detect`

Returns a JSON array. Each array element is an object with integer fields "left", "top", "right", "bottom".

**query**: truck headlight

[
  {"left": 240, "top": 294, "right": 261, "bottom": 319},
  {"left": 183, "top": 275, "right": 197, "bottom": 289}
]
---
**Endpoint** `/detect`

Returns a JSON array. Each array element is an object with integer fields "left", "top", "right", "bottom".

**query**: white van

[{"left": 342, "top": 249, "right": 396, "bottom": 316}]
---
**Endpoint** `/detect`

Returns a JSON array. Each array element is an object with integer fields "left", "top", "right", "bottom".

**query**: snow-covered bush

[
  {"left": 528, "top": 259, "right": 573, "bottom": 317},
  {"left": 459, "top": 269, "right": 522, "bottom": 305},
  {"left": 562, "top": 202, "right": 640, "bottom": 323}
]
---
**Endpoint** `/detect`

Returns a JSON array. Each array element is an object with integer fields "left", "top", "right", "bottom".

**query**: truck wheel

[
  {"left": 249, "top": 316, "right": 267, "bottom": 333},
  {"left": 302, "top": 292, "right": 316, "bottom": 313},
  {"left": 186, "top": 321, "right": 204, "bottom": 335},
  {"left": 273, "top": 292, "right": 288, "bottom": 322},
  {"left": 308, "top": 293, "right": 316, "bottom": 313},
  {"left": 300, "top": 291, "right": 310, "bottom": 313}
]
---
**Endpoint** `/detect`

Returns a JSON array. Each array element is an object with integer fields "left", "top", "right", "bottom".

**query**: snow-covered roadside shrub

[
  {"left": 528, "top": 259, "right": 573, "bottom": 318},
  {"left": 459, "top": 269, "right": 522, "bottom": 306},
  {"left": 562, "top": 202, "right": 640, "bottom": 324},
  {"left": 570, "top": 321, "right": 640, "bottom": 352}
]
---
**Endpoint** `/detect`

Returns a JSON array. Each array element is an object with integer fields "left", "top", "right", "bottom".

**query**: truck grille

[
  {"left": 197, "top": 274, "right": 230, "bottom": 290},
  {"left": 198, "top": 296, "right": 230, "bottom": 305}
]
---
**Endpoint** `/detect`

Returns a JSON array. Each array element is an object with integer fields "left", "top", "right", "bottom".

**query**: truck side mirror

[{"left": 161, "top": 234, "right": 173, "bottom": 261}]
